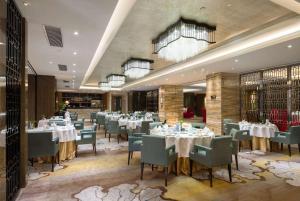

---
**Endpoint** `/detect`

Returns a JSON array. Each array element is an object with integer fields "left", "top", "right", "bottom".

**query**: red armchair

[{"left": 183, "top": 107, "right": 194, "bottom": 119}]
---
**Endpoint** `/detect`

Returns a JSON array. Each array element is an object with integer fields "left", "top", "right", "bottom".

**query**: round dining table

[{"left": 150, "top": 127, "right": 214, "bottom": 175}]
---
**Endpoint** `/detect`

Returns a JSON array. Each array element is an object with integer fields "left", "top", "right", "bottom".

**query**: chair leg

[
  {"left": 235, "top": 154, "right": 239, "bottom": 170},
  {"left": 281, "top": 143, "right": 283, "bottom": 151},
  {"left": 174, "top": 160, "right": 178, "bottom": 176},
  {"left": 117, "top": 135, "right": 120, "bottom": 144},
  {"left": 151, "top": 164, "right": 154, "bottom": 171},
  {"left": 105, "top": 129, "right": 107, "bottom": 138},
  {"left": 298, "top": 144, "right": 300, "bottom": 153},
  {"left": 109, "top": 133, "right": 111, "bottom": 142},
  {"left": 249, "top": 140, "right": 253, "bottom": 150},
  {"left": 31, "top": 158, "right": 34, "bottom": 167},
  {"left": 94, "top": 143, "right": 96, "bottom": 155},
  {"left": 140, "top": 162, "right": 144, "bottom": 180},
  {"left": 51, "top": 156, "right": 55, "bottom": 172},
  {"left": 288, "top": 144, "right": 291, "bottom": 157},
  {"left": 228, "top": 164, "right": 232, "bottom": 183},
  {"left": 131, "top": 151, "right": 133, "bottom": 159},
  {"left": 238, "top": 141, "right": 241, "bottom": 152},
  {"left": 164, "top": 167, "right": 168, "bottom": 186},
  {"left": 270, "top": 141, "right": 273, "bottom": 152},
  {"left": 209, "top": 168, "right": 213, "bottom": 187},
  {"left": 189, "top": 159, "right": 193, "bottom": 177},
  {"left": 128, "top": 151, "right": 131, "bottom": 165},
  {"left": 57, "top": 152, "right": 60, "bottom": 165}
]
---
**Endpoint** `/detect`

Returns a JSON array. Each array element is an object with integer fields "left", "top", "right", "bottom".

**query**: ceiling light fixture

[
  {"left": 106, "top": 74, "right": 126, "bottom": 87},
  {"left": 227, "top": 4, "right": 232, "bottom": 7},
  {"left": 98, "top": 82, "right": 111, "bottom": 91},
  {"left": 234, "top": 59, "right": 239, "bottom": 62},
  {"left": 0, "top": 42, "right": 4, "bottom": 45},
  {"left": 73, "top": 51, "right": 77, "bottom": 55},
  {"left": 287, "top": 44, "right": 293, "bottom": 48},
  {"left": 23, "top": 1, "right": 30, "bottom": 6},
  {"left": 73, "top": 63, "right": 76, "bottom": 66},
  {"left": 153, "top": 17, "right": 216, "bottom": 62},
  {"left": 121, "top": 58, "right": 153, "bottom": 79},
  {"left": 73, "top": 31, "right": 79, "bottom": 36},
  {"left": 49, "top": 61, "right": 53, "bottom": 64},
  {"left": 72, "top": 70, "right": 76, "bottom": 73}
]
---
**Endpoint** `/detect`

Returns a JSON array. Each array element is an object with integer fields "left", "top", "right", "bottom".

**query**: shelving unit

[
  {"left": 61, "top": 92, "right": 103, "bottom": 109},
  {"left": 146, "top": 90, "right": 158, "bottom": 112}
]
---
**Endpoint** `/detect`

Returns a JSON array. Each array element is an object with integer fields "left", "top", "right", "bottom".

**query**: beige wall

[
  {"left": 106, "top": 91, "right": 128, "bottom": 113},
  {"left": 159, "top": 85, "right": 183, "bottom": 125},
  {"left": 206, "top": 73, "right": 240, "bottom": 134}
]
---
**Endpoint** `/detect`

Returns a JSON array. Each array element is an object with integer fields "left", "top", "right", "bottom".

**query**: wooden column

[
  {"left": 159, "top": 85, "right": 183, "bottom": 125},
  {"left": 206, "top": 73, "right": 240, "bottom": 134}
]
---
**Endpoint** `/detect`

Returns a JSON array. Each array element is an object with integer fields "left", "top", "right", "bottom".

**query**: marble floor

[{"left": 17, "top": 126, "right": 300, "bottom": 201}]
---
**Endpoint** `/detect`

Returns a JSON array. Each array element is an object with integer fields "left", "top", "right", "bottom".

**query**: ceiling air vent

[
  {"left": 65, "top": 85, "right": 70, "bottom": 88},
  {"left": 44, "top": 25, "right": 63, "bottom": 47},
  {"left": 63, "top": 80, "right": 70, "bottom": 83},
  {"left": 58, "top": 64, "right": 67, "bottom": 71}
]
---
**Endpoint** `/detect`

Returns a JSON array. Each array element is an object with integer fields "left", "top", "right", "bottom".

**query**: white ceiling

[{"left": 15, "top": 0, "right": 118, "bottom": 89}]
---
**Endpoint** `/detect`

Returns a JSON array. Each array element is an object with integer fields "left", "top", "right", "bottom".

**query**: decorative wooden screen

[
  {"left": 240, "top": 63, "right": 300, "bottom": 131},
  {"left": 240, "top": 72, "right": 260, "bottom": 122},
  {"left": 6, "top": 0, "right": 22, "bottom": 200}
]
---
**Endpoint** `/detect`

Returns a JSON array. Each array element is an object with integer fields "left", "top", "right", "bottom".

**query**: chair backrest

[
  {"left": 107, "top": 120, "right": 119, "bottom": 133},
  {"left": 225, "top": 123, "right": 240, "bottom": 135},
  {"left": 79, "top": 130, "right": 96, "bottom": 144},
  {"left": 149, "top": 122, "right": 162, "bottom": 130},
  {"left": 97, "top": 114, "right": 106, "bottom": 125},
  {"left": 289, "top": 126, "right": 300, "bottom": 143},
  {"left": 70, "top": 113, "right": 78, "bottom": 121},
  {"left": 74, "top": 121, "right": 84, "bottom": 130},
  {"left": 141, "top": 120, "right": 153, "bottom": 134},
  {"left": 90, "top": 112, "right": 97, "bottom": 119},
  {"left": 210, "top": 136, "right": 232, "bottom": 166},
  {"left": 141, "top": 135, "right": 166, "bottom": 165},
  {"left": 152, "top": 113, "right": 160, "bottom": 122},
  {"left": 28, "top": 131, "right": 56, "bottom": 158}
]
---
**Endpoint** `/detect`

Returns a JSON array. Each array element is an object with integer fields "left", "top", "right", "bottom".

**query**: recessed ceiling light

[
  {"left": 227, "top": 3, "right": 232, "bottom": 7},
  {"left": 165, "top": 78, "right": 169, "bottom": 81},
  {"left": 23, "top": 1, "right": 30, "bottom": 6},
  {"left": 73, "top": 51, "right": 77, "bottom": 55},
  {"left": 49, "top": 61, "right": 53, "bottom": 64},
  {"left": 231, "top": 67, "right": 235, "bottom": 70},
  {"left": 72, "top": 70, "right": 76, "bottom": 73},
  {"left": 234, "top": 59, "right": 239, "bottom": 63},
  {"left": 0, "top": 42, "right": 4, "bottom": 45},
  {"left": 73, "top": 31, "right": 79, "bottom": 36},
  {"left": 73, "top": 64, "right": 76, "bottom": 67},
  {"left": 287, "top": 44, "right": 293, "bottom": 48}
]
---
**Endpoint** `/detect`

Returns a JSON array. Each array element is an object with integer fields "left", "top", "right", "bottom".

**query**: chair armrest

[
  {"left": 128, "top": 136, "right": 143, "bottom": 144},
  {"left": 52, "top": 137, "right": 59, "bottom": 144},
  {"left": 165, "top": 144, "right": 176, "bottom": 156},
  {"left": 132, "top": 133, "right": 145, "bottom": 137},
  {"left": 193, "top": 144, "right": 212, "bottom": 153},
  {"left": 274, "top": 131, "right": 289, "bottom": 137}
]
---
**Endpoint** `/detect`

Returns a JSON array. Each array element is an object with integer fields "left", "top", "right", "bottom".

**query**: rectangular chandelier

[
  {"left": 152, "top": 18, "right": 216, "bottom": 62},
  {"left": 98, "top": 82, "right": 111, "bottom": 91},
  {"left": 121, "top": 58, "right": 153, "bottom": 79},
  {"left": 106, "top": 74, "right": 126, "bottom": 87}
]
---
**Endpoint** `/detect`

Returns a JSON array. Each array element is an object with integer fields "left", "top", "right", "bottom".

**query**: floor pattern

[{"left": 17, "top": 128, "right": 300, "bottom": 201}]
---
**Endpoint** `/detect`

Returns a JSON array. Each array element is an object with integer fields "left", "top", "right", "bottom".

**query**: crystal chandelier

[
  {"left": 153, "top": 18, "right": 216, "bottom": 62},
  {"left": 98, "top": 82, "right": 111, "bottom": 91},
  {"left": 106, "top": 74, "right": 126, "bottom": 87},
  {"left": 121, "top": 58, "right": 153, "bottom": 79}
]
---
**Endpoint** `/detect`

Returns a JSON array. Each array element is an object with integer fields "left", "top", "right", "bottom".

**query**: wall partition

[{"left": 240, "top": 63, "right": 300, "bottom": 131}]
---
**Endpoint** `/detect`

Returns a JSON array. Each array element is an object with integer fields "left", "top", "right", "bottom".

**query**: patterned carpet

[{"left": 17, "top": 127, "right": 300, "bottom": 201}]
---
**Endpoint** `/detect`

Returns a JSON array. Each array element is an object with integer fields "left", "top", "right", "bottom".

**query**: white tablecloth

[
  {"left": 239, "top": 122, "right": 278, "bottom": 138},
  {"left": 118, "top": 119, "right": 142, "bottom": 129},
  {"left": 0, "top": 129, "right": 5, "bottom": 148},
  {"left": 150, "top": 127, "right": 214, "bottom": 157},
  {"left": 27, "top": 126, "right": 77, "bottom": 142},
  {"left": 38, "top": 118, "right": 71, "bottom": 128}
]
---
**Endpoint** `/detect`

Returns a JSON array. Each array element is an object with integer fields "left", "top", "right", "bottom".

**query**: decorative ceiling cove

[{"left": 87, "top": 0, "right": 293, "bottom": 85}]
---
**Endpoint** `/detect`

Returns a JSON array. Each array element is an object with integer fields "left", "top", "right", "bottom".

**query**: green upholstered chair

[
  {"left": 149, "top": 122, "right": 162, "bottom": 130},
  {"left": 70, "top": 113, "right": 78, "bottom": 122},
  {"left": 152, "top": 113, "right": 160, "bottom": 122},
  {"left": 191, "top": 123, "right": 206, "bottom": 129},
  {"left": 28, "top": 131, "right": 59, "bottom": 172},
  {"left": 141, "top": 135, "right": 178, "bottom": 186},
  {"left": 223, "top": 118, "right": 233, "bottom": 135},
  {"left": 76, "top": 130, "right": 96, "bottom": 156},
  {"left": 107, "top": 120, "right": 126, "bottom": 143},
  {"left": 128, "top": 133, "right": 144, "bottom": 165},
  {"left": 74, "top": 121, "right": 84, "bottom": 130},
  {"left": 140, "top": 120, "right": 153, "bottom": 135},
  {"left": 96, "top": 114, "right": 106, "bottom": 129},
  {"left": 90, "top": 112, "right": 97, "bottom": 123},
  {"left": 82, "top": 123, "right": 97, "bottom": 132},
  {"left": 229, "top": 128, "right": 240, "bottom": 170},
  {"left": 225, "top": 123, "right": 252, "bottom": 151},
  {"left": 270, "top": 126, "right": 300, "bottom": 156},
  {"left": 189, "top": 136, "right": 232, "bottom": 187}
]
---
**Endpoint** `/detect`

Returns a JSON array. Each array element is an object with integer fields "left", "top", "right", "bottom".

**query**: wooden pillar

[
  {"left": 206, "top": 73, "right": 240, "bottom": 134},
  {"left": 159, "top": 85, "right": 183, "bottom": 125}
]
